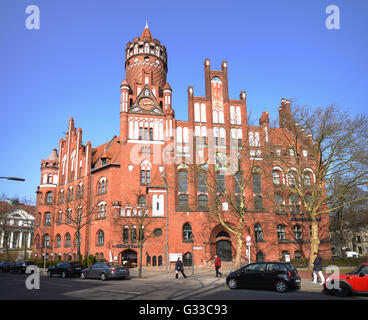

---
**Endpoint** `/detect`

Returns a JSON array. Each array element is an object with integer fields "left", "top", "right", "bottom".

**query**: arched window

[
  {"left": 68, "top": 187, "right": 73, "bottom": 201},
  {"left": 56, "top": 234, "right": 61, "bottom": 248},
  {"left": 198, "top": 195, "right": 208, "bottom": 211},
  {"left": 131, "top": 226, "right": 137, "bottom": 243},
  {"left": 158, "top": 255, "right": 162, "bottom": 266},
  {"left": 216, "top": 172, "right": 226, "bottom": 193},
  {"left": 138, "top": 195, "right": 146, "bottom": 208},
  {"left": 123, "top": 226, "right": 129, "bottom": 243},
  {"left": 197, "top": 171, "right": 207, "bottom": 193},
  {"left": 152, "top": 256, "right": 157, "bottom": 266},
  {"left": 44, "top": 212, "right": 51, "bottom": 225},
  {"left": 272, "top": 170, "right": 281, "bottom": 185},
  {"left": 43, "top": 234, "right": 50, "bottom": 248},
  {"left": 183, "top": 223, "right": 192, "bottom": 241},
  {"left": 183, "top": 252, "right": 192, "bottom": 266},
  {"left": 304, "top": 172, "right": 312, "bottom": 186},
  {"left": 254, "top": 224, "right": 263, "bottom": 241},
  {"left": 234, "top": 172, "right": 243, "bottom": 194},
  {"left": 178, "top": 194, "right": 188, "bottom": 208},
  {"left": 146, "top": 254, "right": 151, "bottom": 266},
  {"left": 97, "top": 230, "right": 104, "bottom": 245},
  {"left": 65, "top": 233, "right": 71, "bottom": 247}
]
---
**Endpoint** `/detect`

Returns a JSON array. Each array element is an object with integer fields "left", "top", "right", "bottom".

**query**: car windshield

[{"left": 350, "top": 264, "right": 368, "bottom": 275}]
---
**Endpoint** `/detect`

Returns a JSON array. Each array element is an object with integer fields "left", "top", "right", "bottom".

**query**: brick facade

[{"left": 33, "top": 26, "right": 331, "bottom": 268}]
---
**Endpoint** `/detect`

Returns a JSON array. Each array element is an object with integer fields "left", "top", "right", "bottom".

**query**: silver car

[{"left": 81, "top": 262, "right": 129, "bottom": 281}]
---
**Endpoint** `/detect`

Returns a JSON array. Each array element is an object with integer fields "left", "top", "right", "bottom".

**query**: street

[{"left": 0, "top": 271, "right": 367, "bottom": 300}]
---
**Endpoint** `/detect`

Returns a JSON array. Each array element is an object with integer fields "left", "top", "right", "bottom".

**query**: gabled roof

[{"left": 0, "top": 201, "right": 36, "bottom": 218}]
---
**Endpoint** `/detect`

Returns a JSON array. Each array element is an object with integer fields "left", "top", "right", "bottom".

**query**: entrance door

[
  {"left": 121, "top": 250, "right": 137, "bottom": 268},
  {"left": 216, "top": 240, "right": 232, "bottom": 261}
]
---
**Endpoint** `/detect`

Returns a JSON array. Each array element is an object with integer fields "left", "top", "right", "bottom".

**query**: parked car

[
  {"left": 323, "top": 262, "right": 368, "bottom": 297},
  {"left": 226, "top": 262, "right": 301, "bottom": 293},
  {"left": 0, "top": 261, "right": 14, "bottom": 273},
  {"left": 81, "top": 262, "right": 129, "bottom": 281},
  {"left": 47, "top": 261, "right": 83, "bottom": 278},
  {"left": 345, "top": 251, "right": 360, "bottom": 258},
  {"left": 10, "top": 260, "right": 36, "bottom": 274}
]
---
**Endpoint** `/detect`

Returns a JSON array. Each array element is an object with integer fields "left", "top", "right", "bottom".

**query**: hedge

[{"left": 290, "top": 257, "right": 368, "bottom": 268}]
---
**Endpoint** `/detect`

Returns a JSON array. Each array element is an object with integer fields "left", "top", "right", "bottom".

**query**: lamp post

[{"left": 190, "top": 233, "right": 194, "bottom": 276}]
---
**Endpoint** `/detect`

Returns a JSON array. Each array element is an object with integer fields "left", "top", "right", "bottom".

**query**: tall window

[
  {"left": 290, "top": 194, "right": 301, "bottom": 214},
  {"left": 288, "top": 171, "right": 296, "bottom": 187},
  {"left": 255, "top": 224, "right": 263, "bottom": 242},
  {"left": 123, "top": 227, "right": 129, "bottom": 243},
  {"left": 46, "top": 192, "right": 53, "bottom": 204},
  {"left": 277, "top": 225, "right": 286, "bottom": 241},
  {"left": 252, "top": 173, "right": 262, "bottom": 193},
  {"left": 178, "top": 171, "right": 188, "bottom": 192},
  {"left": 198, "top": 195, "right": 208, "bottom": 211},
  {"left": 140, "top": 170, "right": 150, "bottom": 185},
  {"left": 274, "top": 193, "right": 284, "bottom": 212},
  {"left": 294, "top": 225, "right": 302, "bottom": 240},
  {"left": 304, "top": 172, "right": 312, "bottom": 186},
  {"left": 65, "top": 233, "right": 71, "bottom": 247},
  {"left": 131, "top": 227, "right": 137, "bottom": 243},
  {"left": 56, "top": 234, "right": 61, "bottom": 248},
  {"left": 254, "top": 196, "right": 263, "bottom": 210},
  {"left": 234, "top": 172, "right": 243, "bottom": 194},
  {"left": 272, "top": 171, "right": 281, "bottom": 185},
  {"left": 197, "top": 171, "right": 207, "bottom": 193},
  {"left": 57, "top": 211, "right": 63, "bottom": 224},
  {"left": 43, "top": 234, "right": 50, "bottom": 248},
  {"left": 178, "top": 194, "right": 188, "bottom": 208},
  {"left": 216, "top": 172, "right": 226, "bottom": 194},
  {"left": 97, "top": 230, "right": 104, "bottom": 245},
  {"left": 44, "top": 212, "right": 51, "bottom": 225},
  {"left": 183, "top": 223, "right": 192, "bottom": 241},
  {"left": 68, "top": 187, "right": 73, "bottom": 201},
  {"left": 183, "top": 252, "right": 193, "bottom": 266}
]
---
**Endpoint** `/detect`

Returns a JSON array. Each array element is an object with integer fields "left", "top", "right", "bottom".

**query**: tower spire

[{"left": 145, "top": 20, "right": 148, "bottom": 29}]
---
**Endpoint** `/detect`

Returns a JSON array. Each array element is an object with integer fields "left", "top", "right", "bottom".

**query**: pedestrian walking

[
  {"left": 311, "top": 252, "right": 325, "bottom": 285},
  {"left": 175, "top": 257, "right": 187, "bottom": 279},
  {"left": 214, "top": 255, "right": 222, "bottom": 277}
]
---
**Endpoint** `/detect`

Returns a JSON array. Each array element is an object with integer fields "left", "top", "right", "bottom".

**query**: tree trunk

[
  {"left": 309, "top": 218, "right": 320, "bottom": 267},
  {"left": 234, "top": 235, "right": 243, "bottom": 269},
  {"left": 138, "top": 242, "right": 143, "bottom": 278}
]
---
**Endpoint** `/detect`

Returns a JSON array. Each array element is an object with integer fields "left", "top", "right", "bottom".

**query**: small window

[
  {"left": 153, "top": 228, "right": 162, "bottom": 237},
  {"left": 183, "top": 223, "right": 192, "bottom": 241}
]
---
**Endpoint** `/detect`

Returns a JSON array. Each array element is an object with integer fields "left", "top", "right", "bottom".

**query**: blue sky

[{"left": 0, "top": 0, "right": 367, "bottom": 202}]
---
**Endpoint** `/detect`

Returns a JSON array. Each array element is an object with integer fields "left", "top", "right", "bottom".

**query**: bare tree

[
  {"left": 110, "top": 192, "right": 165, "bottom": 278},
  {"left": 55, "top": 182, "right": 99, "bottom": 262},
  {"left": 267, "top": 103, "right": 368, "bottom": 265}
]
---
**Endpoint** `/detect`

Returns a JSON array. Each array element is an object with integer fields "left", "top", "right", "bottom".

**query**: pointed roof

[
  {"left": 140, "top": 22, "right": 153, "bottom": 41},
  {"left": 48, "top": 148, "right": 58, "bottom": 161}
]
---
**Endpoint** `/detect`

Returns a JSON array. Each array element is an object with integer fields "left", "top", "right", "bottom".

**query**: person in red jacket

[{"left": 214, "top": 255, "right": 222, "bottom": 277}]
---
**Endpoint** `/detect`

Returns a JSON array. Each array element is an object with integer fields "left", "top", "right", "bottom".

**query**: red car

[{"left": 323, "top": 263, "right": 368, "bottom": 297}]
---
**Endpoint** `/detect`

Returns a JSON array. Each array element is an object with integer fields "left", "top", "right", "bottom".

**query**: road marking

[
  {"left": 45, "top": 282, "right": 73, "bottom": 288},
  {"left": 98, "top": 289, "right": 141, "bottom": 295}
]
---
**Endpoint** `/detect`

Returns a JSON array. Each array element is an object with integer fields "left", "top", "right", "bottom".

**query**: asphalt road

[{"left": 0, "top": 271, "right": 367, "bottom": 301}]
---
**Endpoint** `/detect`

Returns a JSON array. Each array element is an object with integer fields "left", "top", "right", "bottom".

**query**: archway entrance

[
  {"left": 216, "top": 240, "right": 232, "bottom": 261},
  {"left": 120, "top": 249, "right": 137, "bottom": 268}
]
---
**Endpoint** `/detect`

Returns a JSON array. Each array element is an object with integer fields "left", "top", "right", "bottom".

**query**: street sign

[
  {"left": 193, "top": 246, "right": 202, "bottom": 250},
  {"left": 246, "top": 236, "right": 251, "bottom": 242},
  {"left": 246, "top": 242, "right": 251, "bottom": 246}
]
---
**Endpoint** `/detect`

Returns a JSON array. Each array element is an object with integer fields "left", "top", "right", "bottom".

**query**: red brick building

[{"left": 33, "top": 26, "right": 330, "bottom": 268}]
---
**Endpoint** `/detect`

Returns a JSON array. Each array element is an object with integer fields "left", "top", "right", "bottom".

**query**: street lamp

[
  {"left": 190, "top": 233, "right": 194, "bottom": 276},
  {"left": 0, "top": 177, "right": 25, "bottom": 181}
]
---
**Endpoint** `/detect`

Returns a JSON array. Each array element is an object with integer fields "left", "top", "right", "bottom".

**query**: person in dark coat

[
  {"left": 311, "top": 252, "right": 325, "bottom": 285},
  {"left": 175, "top": 257, "right": 187, "bottom": 279},
  {"left": 214, "top": 255, "right": 222, "bottom": 277}
]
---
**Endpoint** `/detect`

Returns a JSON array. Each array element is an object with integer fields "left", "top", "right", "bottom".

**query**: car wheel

[
  {"left": 61, "top": 271, "right": 67, "bottom": 279},
  {"left": 81, "top": 272, "right": 86, "bottom": 279},
  {"left": 100, "top": 273, "right": 106, "bottom": 281},
  {"left": 275, "top": 280, "right": 288, "bottom": 293},
  {"left": 47, "top": 271, "right": 52, "bottom": 277},
  {"left": 333, "top": 283, "right": 351, "bottom": 297},
  {"left": 227, "top": 278, "right": 238, "bottom": 289}
]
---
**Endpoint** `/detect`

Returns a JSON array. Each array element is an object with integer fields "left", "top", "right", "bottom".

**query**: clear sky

[{"left": 0, "top": 0, "right": 367, "bottom": 202}]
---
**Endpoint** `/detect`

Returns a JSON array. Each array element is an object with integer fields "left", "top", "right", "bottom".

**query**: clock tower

[{"left": 120, "top": 24, "right": 174, "bottom": 145}]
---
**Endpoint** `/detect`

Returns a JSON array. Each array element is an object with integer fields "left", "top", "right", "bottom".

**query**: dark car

[
  {"left": 0, "top": 261, "right": 14, "bottom": 273},
  {"left": 323, "top": 262, "right": 368, "bottom": 297},
  {"left": 226, "top": 262, "right": 301, "bottom": 293},
  {"left": 47, "top": 261, "right": 83, "bottom": 278},
  {"left": 10, "top": 260, "right": 36, "bottom": 274},
  {"left": 81, "top": 262, "right": 129, "bottom": 281}
]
